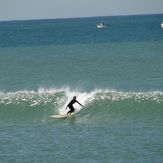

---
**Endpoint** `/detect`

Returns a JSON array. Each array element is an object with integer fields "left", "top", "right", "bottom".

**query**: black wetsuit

[{"left": 67, "top": 99, "right": 77, "bottom": 113}]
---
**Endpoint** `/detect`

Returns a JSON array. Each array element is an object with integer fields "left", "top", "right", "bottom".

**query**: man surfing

[{"left": 66, "top": 96, "right": 83, "bottom": 115}]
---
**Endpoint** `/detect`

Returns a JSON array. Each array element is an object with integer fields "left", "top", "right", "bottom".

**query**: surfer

[{"left": 66, "top": 96, "right": 83, "bottom": 115}]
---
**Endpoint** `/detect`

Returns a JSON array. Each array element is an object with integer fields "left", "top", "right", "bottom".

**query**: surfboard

[
  {"left": 50, "top": 113, "right": 74, "bottom": 119},
  {"left": 50, "top": 114, "right": 68, "bottom": 119}
]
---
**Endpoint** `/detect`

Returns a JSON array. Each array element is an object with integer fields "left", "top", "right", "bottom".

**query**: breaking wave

[{"left": 0, "top": 87, "right": 162, "bottom": 115}]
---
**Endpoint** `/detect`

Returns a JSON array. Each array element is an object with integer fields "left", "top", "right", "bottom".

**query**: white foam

[
  {"left": 0, "top": 88, "right": 163, "bottom": 107},
  {"left": 57, "top": 88, "right": 99, "bottom": 115}
]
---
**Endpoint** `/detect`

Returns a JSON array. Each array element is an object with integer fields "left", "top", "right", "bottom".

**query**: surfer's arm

[{"left": 76, "top": 101, "right": 84, "bottom": 107}]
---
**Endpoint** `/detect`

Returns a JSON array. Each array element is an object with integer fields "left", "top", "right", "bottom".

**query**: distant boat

[
  {"left": 97, "top": 23, "right": 107, "bottom": 29},
  {"left": 161, "top": 22, "right": 163, "bottom": 28}
]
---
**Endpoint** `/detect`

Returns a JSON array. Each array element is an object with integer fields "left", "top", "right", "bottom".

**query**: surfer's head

[{"left": 73, "top": 96, "right": 76, "bottom": 100}]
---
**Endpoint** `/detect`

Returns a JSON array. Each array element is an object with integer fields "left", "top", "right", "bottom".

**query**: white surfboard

[
  {"left": 50, "top": 114, "right": 67, "bottom": 119},
  {"left": 50, "top": 113, "right": 74, "bottom": 119}
]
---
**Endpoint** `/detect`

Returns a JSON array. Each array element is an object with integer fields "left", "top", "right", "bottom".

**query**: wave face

[
  {"left": 0, "top": 88, "right": 163, "bottom": 123},
  {"left": 0, "top": 88, "right": 163, "bottom": 163}
]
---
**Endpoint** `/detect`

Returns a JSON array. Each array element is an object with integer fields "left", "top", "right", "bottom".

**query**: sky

[{"left": 1, "top": 0, "right": 163, "bottom": 21}]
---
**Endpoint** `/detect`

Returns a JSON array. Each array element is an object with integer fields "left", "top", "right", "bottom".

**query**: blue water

[{"left": 0, "top": 14, "right": 163, "bottom": 163}]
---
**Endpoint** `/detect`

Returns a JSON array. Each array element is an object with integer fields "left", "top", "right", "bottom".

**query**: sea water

[{"left": 0, "top": 14, "right": 163, "bottom": 162}]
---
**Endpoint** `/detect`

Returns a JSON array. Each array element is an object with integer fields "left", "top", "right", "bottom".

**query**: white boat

[
  {"left": 97, "top": 23, "right": 107, "bottom": 29},
  {"left": 161, "top": 22, "right": 163, "bottom": 28}
]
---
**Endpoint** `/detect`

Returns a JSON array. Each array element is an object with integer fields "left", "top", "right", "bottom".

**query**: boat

[
  {"left": 97, "top": 23, "right": 107, "bottom": 29},
  {"left": 161, "top": 22, "right": 163, "bottom": 28}
]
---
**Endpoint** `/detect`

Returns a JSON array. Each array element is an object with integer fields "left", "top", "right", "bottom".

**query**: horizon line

[{"left": 0, "top": 12, "right": 163, "bottom": 23}]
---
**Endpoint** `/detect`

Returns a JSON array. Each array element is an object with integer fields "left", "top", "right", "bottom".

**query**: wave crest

[{"left": 0, "top": 88, "right": 162, "bottom": 107}]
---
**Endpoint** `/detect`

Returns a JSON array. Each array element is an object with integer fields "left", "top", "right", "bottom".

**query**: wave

[{"left": 0, "top": 87, "right": 163, "bottom": 115}]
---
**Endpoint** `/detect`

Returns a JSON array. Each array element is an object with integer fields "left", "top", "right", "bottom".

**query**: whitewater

[{"left": 0, "top": 87, "right": 162, "bottom": 115}]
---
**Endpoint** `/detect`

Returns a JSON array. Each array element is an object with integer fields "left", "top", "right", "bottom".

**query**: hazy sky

[{"left": 1, "top": 0, "right": 163, "bottom": 21}]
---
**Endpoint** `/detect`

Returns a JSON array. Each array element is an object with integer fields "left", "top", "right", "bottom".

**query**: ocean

[{"left": 0, "top": 14, "right": 163, "bottom": 162}]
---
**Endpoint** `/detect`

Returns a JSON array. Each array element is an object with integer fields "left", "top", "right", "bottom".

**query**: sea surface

[{"left": 0, "top": 14, "right": 163, "bottom": 163}]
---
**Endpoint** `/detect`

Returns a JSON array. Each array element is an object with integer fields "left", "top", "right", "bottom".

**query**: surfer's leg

[{"left": 67, "top": 106, "right": 74, "bottom": 115}]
